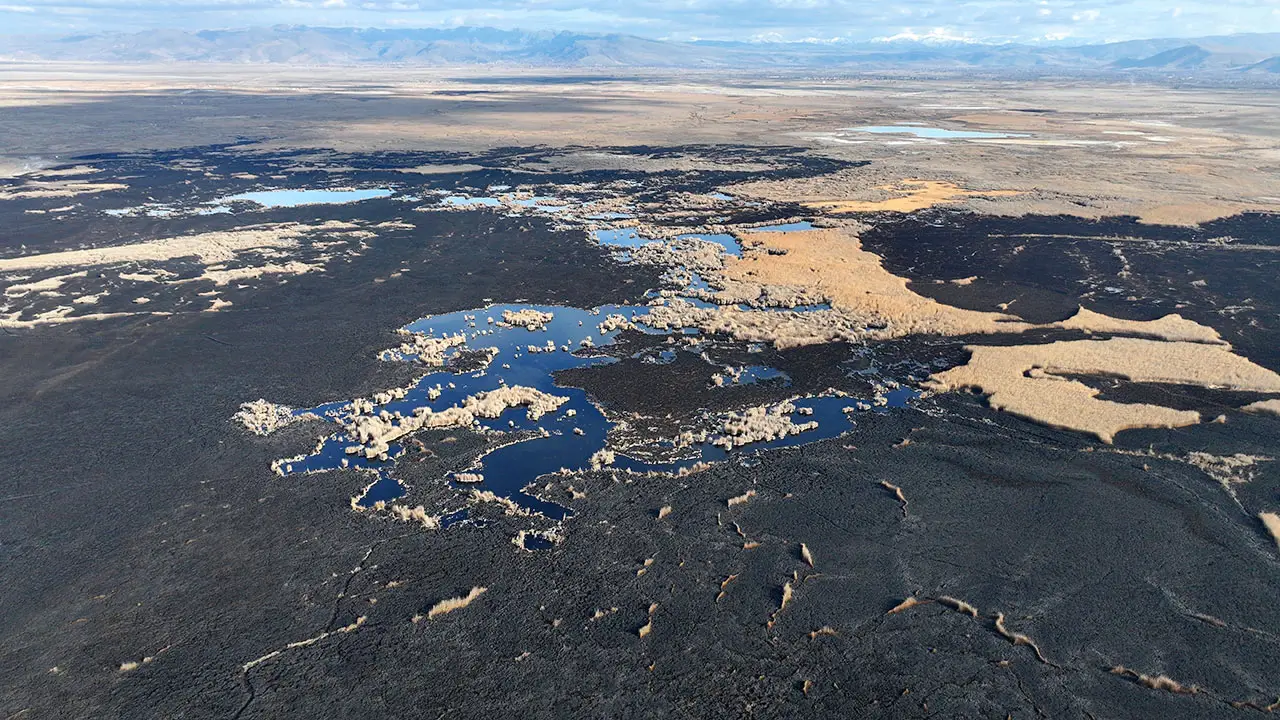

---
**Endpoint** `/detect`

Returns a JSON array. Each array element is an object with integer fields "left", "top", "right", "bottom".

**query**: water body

[
  {"left": 105, "top": 188, "right": 391, "bottom": 216},
  {"left": 277, "top": 299, "right": 919, "bottom": 524},
  {"left": 732, "top": 365, "right": 792, "bottom": 386},
  {"left": 106, "top": 203, "right": 233, "bottom": 218},
  {"left": 510, "top": 196, "right": 567, "bottom": 211},
  {"left": 282, "top": 303, "right": 650, "bottom": 519},
  {"left": 105, "top": 206, "right": 176, "bottom": 218},
  {"left": 593, "top": 228, "right": 653, "bottom": 249},
  {"left": 753, "top": 221, "right": 815, "bottom": 232},
  {"left": 846, "top": 125, "right": 1028, "bottom": 140},
  {"left": 218, "top": 188, "right": 393, "bottom": 208},
  {"left": 440, "top": 194, "right": 569, "bottom": 211},
  {"left": 442, "top": 195, "right": 502, "bottom": 207},
  {"left": 677, "top": 233, "right": 742, "bottom": 257},
  {"left": 595, "top": 229, "right": 741, "bottom": 258},
  {"left": 267, "top": 216, "right": 920, "bottom": 536},
  {"left": 636, "top": 348, "right": 678, "bottom": 364}
]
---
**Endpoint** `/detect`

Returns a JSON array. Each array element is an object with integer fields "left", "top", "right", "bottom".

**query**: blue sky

[{"left": 1, "top": 0, "right": 1278, "bottom": 43}]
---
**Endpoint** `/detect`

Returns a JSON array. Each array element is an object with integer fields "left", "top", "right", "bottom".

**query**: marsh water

[
  {"left": 270, "top": 197, "right": 918, "bottom": 530},
  {"left": 218, "top": 188, "right": 393, "bottom": 208},
  {"left": 106, "top": 186, "right": 394, "bottom": 216},
  {"left": 280, "top": 296, "right": 917, "bottom": 521}
]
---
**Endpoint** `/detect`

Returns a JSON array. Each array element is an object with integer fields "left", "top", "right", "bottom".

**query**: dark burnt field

[
  {"left": 859, "top": 210, "right": 1280, "bottom": 372},
  {"left": 2, "top": 143, "right": 1278, "bottom": 720}
]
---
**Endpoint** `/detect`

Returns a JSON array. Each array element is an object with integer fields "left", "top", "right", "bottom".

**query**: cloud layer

[{"left": 2, "top": 0, "right": 1278, "bottom": 44}]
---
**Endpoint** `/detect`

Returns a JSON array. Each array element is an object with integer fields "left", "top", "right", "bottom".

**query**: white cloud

[{"left": 873, "top": 26, "right": 978, "bottom": 44}]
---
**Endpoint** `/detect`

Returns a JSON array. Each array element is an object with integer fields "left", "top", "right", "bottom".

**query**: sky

[{"left": 1, "top": 0, "right": 1279, "bottom": 44}]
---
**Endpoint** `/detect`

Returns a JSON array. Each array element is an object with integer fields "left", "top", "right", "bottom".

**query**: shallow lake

[
  {"left": 847, "top": 125, "right": 1028, "bottom": 139},
  {"left": 218, "top": 187, "right": 393, "bottom": 208}
]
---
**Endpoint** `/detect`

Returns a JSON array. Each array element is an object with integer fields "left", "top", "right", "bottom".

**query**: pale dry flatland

[{"left": 1, "top": 63, "right": 1279, "bottom": 223}]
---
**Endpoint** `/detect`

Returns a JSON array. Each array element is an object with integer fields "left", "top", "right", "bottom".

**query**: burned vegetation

[{"left": 5, "top": 136, "right": 1280, "bottom": 720}]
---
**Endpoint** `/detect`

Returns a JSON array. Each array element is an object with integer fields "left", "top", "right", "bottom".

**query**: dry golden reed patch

[
  {"left": 808, "top": 626, "right": 839, "bottom": 639},
  {"left": 0, "top": 180, "right": 128, "bottom": 201},
  {"left": 1110, "top": 666, "right": 1199, "bottom": 695},
  {"left": 0, "top": 221, "right": 364, "bottom": 273},
  {"left": 1244, "top": 399, "right": 1280, "bottom": 417},
  {"left": 767, "top": 581, "right": 795, "bottom": 629},
  {"left": 937, "top": 596, "right": 979, "bottom": 617},
  {"left": 879, "top": 480, "right": 909, "bottom": 516},
  {"left": 716, "top": 573, "right": 739, "bottom": 602},
  {"left": 887, "top": 596, "right": 928, "bottom": 615},
  {"left": 993, "top": 612, "right": 1052, "bottom": 665},
  {"left": 638, "top": 602, "right": 658, "bottom": 638},
  {"left": 1053, "top": 307, "right": 1226, "bottom": 346},
  {"left": 427, "top": 586, "right": 487, "bottom": 619},
  {"left": 1260, "top": 513, "right": 1280, "bottom": 552},
  {"left": 801, "top": 179, "right": 1021, "bottom": 215},
  {"left": 726, "top": 225, "right": 1028, "bottom": 341},
  {"left": 716, "top": 225, "right": 1275, "bottom": 443},
  {"left": 927, "top": 337, "right": 1280, "bottom": 443}
]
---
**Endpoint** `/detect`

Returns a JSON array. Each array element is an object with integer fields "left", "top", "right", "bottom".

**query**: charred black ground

[
  {"left": 860, "top": 209, "right": 1280, "bottom": 371},
  {"left": 2, "top": 143, "right": 1278, "bottom": 720}
]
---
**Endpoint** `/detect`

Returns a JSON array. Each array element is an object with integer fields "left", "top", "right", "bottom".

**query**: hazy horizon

[{"left": 2, "top": 0, "right": 1278, "bottom": 45}]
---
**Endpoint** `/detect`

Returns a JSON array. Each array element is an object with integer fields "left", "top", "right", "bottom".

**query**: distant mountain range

[{"left": 2, "top": 26, "right": 1279, "bottom": 75}]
